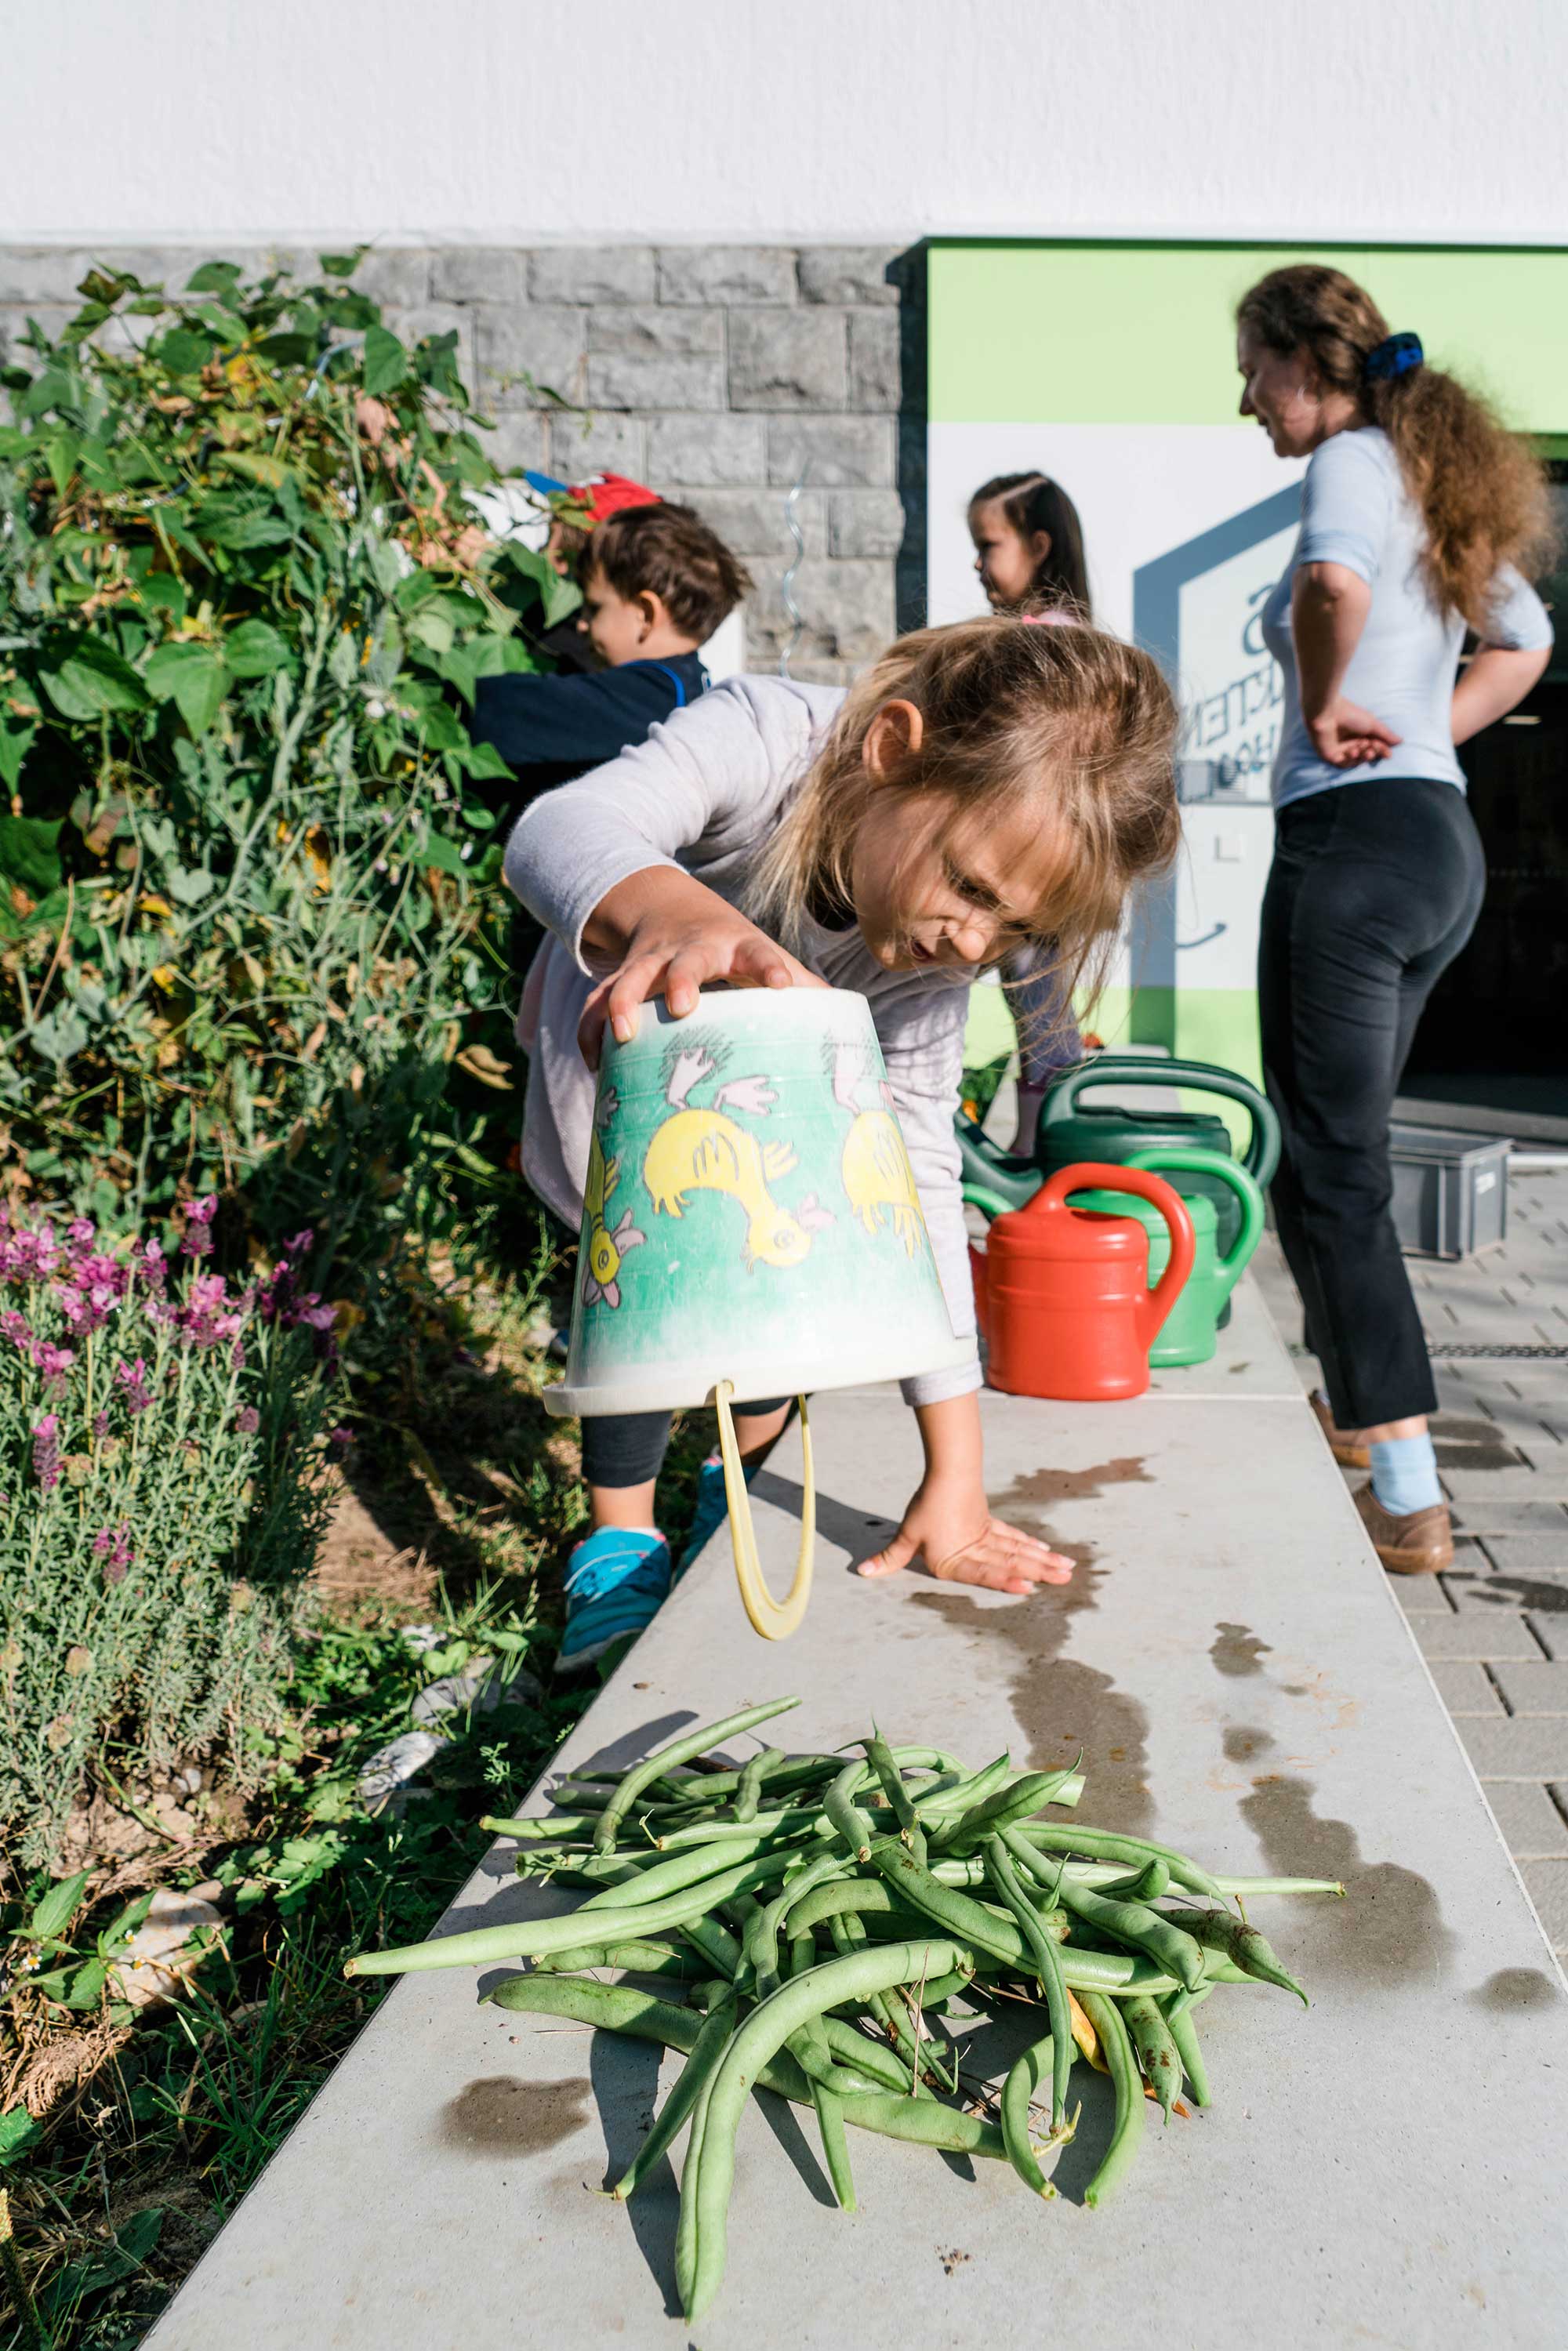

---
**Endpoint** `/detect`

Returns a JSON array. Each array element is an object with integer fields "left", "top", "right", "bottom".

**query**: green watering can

[
  {"left": 956, "top": 1054, "right": 1280, "bottom": 1267},
  {"left": 1066, "top": 1147, "right": 1265, "bottom": 1367}
]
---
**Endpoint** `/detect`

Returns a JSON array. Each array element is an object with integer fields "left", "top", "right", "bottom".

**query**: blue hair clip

[{"left": 1363, "top": 332, "right": 1423, "bottom": 384}]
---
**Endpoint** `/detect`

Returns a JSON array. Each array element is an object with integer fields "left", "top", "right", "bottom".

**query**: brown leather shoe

[
  {"left": 1354, "top": 1482, "right": 1454, "bottom": 1575},
  {"left": 1311, "top": 1391, "right": 1371, "bottom": 1471}
]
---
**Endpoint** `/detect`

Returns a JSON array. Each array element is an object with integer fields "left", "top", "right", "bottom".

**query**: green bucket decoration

[{"left": 544, "top": 987, "right": 971, "bottom": 1638}]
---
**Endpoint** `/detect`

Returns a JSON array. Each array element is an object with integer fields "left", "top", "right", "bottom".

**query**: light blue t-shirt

[{"left": 1262, "top": 426, "right": 1552, "bottom": 808}]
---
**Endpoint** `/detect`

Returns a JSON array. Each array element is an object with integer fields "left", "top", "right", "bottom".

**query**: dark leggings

[
  {"left": 1258, "top": 777, "right": 1485, "bottom": 1431},
  {"left": 581, "top": 1399, "right": 792, "bottom": 1490}
]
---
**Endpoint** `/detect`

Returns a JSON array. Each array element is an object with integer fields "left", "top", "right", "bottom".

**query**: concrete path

[
  {"left": 147, "top": 1272, "right": 1568, "bottom": 2351},
  {"left": 1254, "top": 1163, "right": 1568, "bottom": 1961}
]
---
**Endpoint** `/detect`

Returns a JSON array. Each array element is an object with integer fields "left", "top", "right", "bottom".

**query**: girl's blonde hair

[
  {"left": 1237, "top": 264, "right": 1557, "bottom": 626},
  {"left": 748, "top": 613, "right": 1180, "bottom": 1001}
]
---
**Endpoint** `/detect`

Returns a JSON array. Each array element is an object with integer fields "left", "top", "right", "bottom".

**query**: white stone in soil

[
  {"left": 357, "top": 1729, "right": 450, "bottom": 1809},
  {"left": 114, "top": 1885, "right": 225, "bottom": 2010}
]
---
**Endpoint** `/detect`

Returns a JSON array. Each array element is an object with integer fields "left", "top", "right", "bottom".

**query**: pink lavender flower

[
  {"left": 32, "top": 1414, "right": 61, "bottom": 1490},
  {"left": 93, "top": 1410, "right": 109, "bottom": 1439},
  {"left": 114, "top": 1357, "right": 153, "bottom": 1413},
  {"left": 181, "top": 1195, "right": 219, "bottom": 1260},
  {"left": 93, "top": 1522, "right": 132, "bottom": 1583},
  {"left": 67, "top": 1217, "right": 96, "bottom": 1246},
  {"left": 328, "top": 1424, "right": 354, "bottom": 1449},
  {"left": 284, "top": 1228, "right": 314, "bottom": 1258},
  {"left": 2, "top": 1220, "right": 61, "bottom": 1283},
  {"left": 236, "top": 1405, "right": 260, "bottom": 1435},
  {"left": 0, "top": 1309, "right": 33, "bottom": 1352},
  {"left": 134, "top": 1238, "right": 168, "bottom": 1293},
  {"left": 174, "top": 1272, "right": 244, "bottom": 1350},
  {"left": 34, "top": 1341, "right": 75, "bottom": 1398}
]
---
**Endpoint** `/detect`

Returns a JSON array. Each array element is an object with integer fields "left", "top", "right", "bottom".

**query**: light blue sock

[{"left": 1370, "top": 1434, "right": 1442, "bottom": 1516}]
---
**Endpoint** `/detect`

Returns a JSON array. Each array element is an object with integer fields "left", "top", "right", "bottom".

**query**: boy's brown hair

[{"left": 588, "top": 501, "right": 753, "bottom": 643}]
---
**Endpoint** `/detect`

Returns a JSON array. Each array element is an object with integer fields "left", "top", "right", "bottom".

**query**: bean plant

[
  {"left": 0, "top": 251, "right": 573, "bottom": 1281},
  {"left": 0, "top": 1200, "right": 337, "bottom": 1872}
]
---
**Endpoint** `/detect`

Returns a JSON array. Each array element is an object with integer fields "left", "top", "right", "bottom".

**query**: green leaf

[
  {"left": 165, "top": 863, "right": 216, "bottom": 906},
  {"left": 194, "top": 302, "right": 248, "bottom": 343},
  {"left": 209, "top": 449, "right": 292, "bottom": 491},
  {"left": 136, "top": 571, "right": 188, "bottom": 619},
  {"left": 152, "top": 326, "right": 213, "bottom": 374},
  {"left": 460, "top": 740, "right": 514, "bottom": 782},
  {"left": 319, "top": 249, "right": 367, "bottom": 278},
  {"left": 144, "top": 641, "right": 228, "bottom": 735},
  {"left": 184, "top": 260, "right": 243, "bottom": 293},
  {"left": 30, "top": 1003, "right": 89, "bottom": 1062},
  {"left": 27, "top": 1867, "right": 92, "bottom": 1942},
  {"left": 97, "top": 1891, "right": 154, "bottom": 1953},
  {"left": 38, "top": 633, "right": 151, "bottom": 720},
  {"left": 0, "top": 716, "right": 38, "bottom": 790},
  {"left": 223, "top": 617, "right": 292, "bottom": 677},
  {"left": 0, "top": 813, "right": 63, "bottom": 894},
  {"left": 66, "top": 1955, "right": 108, "bottom": 2008},
  {"left": 200, "top": 505, "right": 292, "bottom": 551},
  {"left": 0, "top": 2108, "right": 42, "bottom": 2168},
  {"left": 420, "top": 832, "right": 473, "bottom": 876},
  {"left": 361, "top": 325, "right": 408, "bottom": 397}
]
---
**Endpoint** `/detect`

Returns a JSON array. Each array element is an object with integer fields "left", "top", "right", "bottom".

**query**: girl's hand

[
  {"left": 1304, "top": 698, "right": 1401, "bottom": 768},
  {"left": 857, "top": 1471, "right": 1074, "bottom": 1595},
  {"left": 578, "top": 869, "right": 822, "bottom": 1067}
]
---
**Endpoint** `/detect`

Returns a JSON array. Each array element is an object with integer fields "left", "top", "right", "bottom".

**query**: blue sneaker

[
  {"left": 558, "top": 1526, "right": 673, "bottom": 1673},
  {"left": 678, "top": 1453, "right": 755, "bottom": 1577}
]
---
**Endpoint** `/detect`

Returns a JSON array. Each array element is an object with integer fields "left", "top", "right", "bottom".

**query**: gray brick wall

[{"left": 0, "top": 241, "right": 927, "bottom": 684}]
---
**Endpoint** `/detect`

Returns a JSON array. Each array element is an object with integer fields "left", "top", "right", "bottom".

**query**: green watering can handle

[
  {"left": 961, "top": 1180, "right": 1027, "bottom": 1222},
  {"left": 1127, "top": 1145, "right": 1265, "bottom": 1304},
  {"left": 1041, "top": 1055, "right": 1281, "bottom": 1188}
]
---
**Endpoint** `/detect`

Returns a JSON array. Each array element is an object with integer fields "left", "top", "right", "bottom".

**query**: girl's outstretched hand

[
  {"left": 578, "top": 869, "right": 822, "bottom": 1068},
  {"left": 857, "top": 1472, "right": 1075, "bottom": 1595}
]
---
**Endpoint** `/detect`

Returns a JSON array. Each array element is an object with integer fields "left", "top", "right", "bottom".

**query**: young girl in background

[
  {"left": 509, "top": 617, "right": 1179, "bottom": 1668},
  {"left": 967, "top": 473, "right": 1100, "bottom": 1153}
]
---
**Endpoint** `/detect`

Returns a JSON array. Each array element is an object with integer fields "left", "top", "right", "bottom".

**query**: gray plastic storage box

[{"left": 1389, "top": 1123, "right": 1512, "bottom": 1258}]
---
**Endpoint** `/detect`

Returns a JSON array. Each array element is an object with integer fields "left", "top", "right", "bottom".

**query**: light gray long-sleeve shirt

[{"left": 503, "top": 673, "right": 981, "bottom": 1408}]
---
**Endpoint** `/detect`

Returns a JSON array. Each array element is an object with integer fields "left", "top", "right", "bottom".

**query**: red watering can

[{"left": 970, "top": 1163, "right": 1196, "bottom": 1402}]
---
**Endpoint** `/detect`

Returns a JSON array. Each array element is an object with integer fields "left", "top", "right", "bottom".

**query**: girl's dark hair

[
  {"left": 589, "top": 501, "right": 752, "bottom": 641},
  {"left": 968, "top": 472, "right": 1092, "bottom": 619},
  {"left": 1236, "top": 263, "right": 1556, "bottom": 626}
]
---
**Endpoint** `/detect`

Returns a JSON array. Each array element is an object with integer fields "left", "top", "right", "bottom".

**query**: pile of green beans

[{"left": 347, "top": 1696, "right": 1341, "bottom": 2323}]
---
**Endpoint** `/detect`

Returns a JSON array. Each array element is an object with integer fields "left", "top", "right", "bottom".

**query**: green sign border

[{"left": 929, "top": 241, "right": 1568, "bottom": 432}]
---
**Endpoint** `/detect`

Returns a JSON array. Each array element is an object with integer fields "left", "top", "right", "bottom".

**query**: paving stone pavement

[{"left": 1254, "top": 1163, "right": 1568, "bottom": 1957}]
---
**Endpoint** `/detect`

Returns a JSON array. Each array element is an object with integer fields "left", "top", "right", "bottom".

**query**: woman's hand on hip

[
  {"left": 1305, "top": 698, "right": 1402, "bottom": 768},
  {"left": 577, "top": 867, "right": 823, "bottom": 1067}
]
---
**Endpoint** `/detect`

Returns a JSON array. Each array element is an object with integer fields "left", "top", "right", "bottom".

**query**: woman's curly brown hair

[{"left": 1237, "top": 263, "right": 1557, "bottom": 629}]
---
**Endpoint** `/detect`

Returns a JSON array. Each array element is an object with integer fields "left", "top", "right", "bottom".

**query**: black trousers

[
  {"left": 581, "top": 1399, "right": 791, "bottom": 1489},
  {"left": 1258, "top": 778, "right": 1486, "bottom": 1431}
]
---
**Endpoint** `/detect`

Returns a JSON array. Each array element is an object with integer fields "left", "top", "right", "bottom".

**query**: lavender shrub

[{"left": 0, "top": 1201, "right": 336, "bottom": 1870}]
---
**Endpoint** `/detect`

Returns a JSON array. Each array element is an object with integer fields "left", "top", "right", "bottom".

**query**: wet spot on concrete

[
  {"left": 1229, "top": 1361, "right": 1251, "bottom": 1373},
  {"left": 1448, "top": 1572, "right": 1568, "bottom": 1616},
  {"left": 1472, "top": 1967, "right": 1561, "bottom": 2012},
  {"left": 1223, "top": 1724, "right": 1273, "bottom": 1762},
  {"left": 910, "top": 1562, "right": 1152, "bottom": 1831},
  {"left": 440, "top": 2074, "right": 590, "bottom": 2157},
  {"left": 1210, "top": 1623, "right": 1272, "bottom": 1678},
  {"left": 1430, "top": 1413, "right": 1523, "bottom": 1475},
  {"left": 1239, "top": 1775, "right": 1457, "bottom": 1986},
  {"left": 996, "top": 1457, "right": 1154, "bottom": 1508}
]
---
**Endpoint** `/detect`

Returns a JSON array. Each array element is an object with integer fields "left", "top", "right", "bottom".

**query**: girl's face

[
  {"left": 1236, "top": 329, "right": 1356, "bottom": 459},
  {"left": 851, "top": 789, "right": 1065, "bottom": 974},
  {"left": 970, "top": 498, "right": 1051, "bottom": 609}
]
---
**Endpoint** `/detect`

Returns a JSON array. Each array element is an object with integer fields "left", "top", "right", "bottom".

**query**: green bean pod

[
  {"left": 1025, "top": 1856, "right": 1207, "bottom": 1994},
  {"left": 1079, "top": 1990, "right": 1145, "bottom": 2208},
  {"left": 931, "top": 1765, "right": 1081, "bottom": 1857},
  {"left": 534, "top": 1939, "right": 700, "bottom": 1980},
  {"left": 344, "top": 1856, "right": 779, "bottom": 1977},
  {"left": 578, "top": 1834, "right": 783, "bottom": 1914},
  {"left": 1011, "top": 1823, "right": 1225, "bottom": 1903},
  {"left": 823, "top": 1758, "right": 879, "bottom": 1860},
  {"left": 1162, "top": 1992, "right": 1212, "bottom": 2107},
  {"left": 1121, "top": 1994, "right": 1182, "bottom": 2122},
  {"left": 593, "top": 1697, "right": 802, "bottom": 1854},
  {"left": 734, "top": 1747, "right": 786, "bottom": 1823},
  {"left": 810, "top": 2078, "right": 857, "bottom": 2211},
  {"left": 612, "top": 1990, "right": 738, "bottom": 2200},
  {"left": 1179, "top": 1909, "right": 1308, "bottom": 2005},
  {"left": 865, "top": 1729, "right": 927, "bottom": 1862},
  {"left": 1000, "top": 2034, "right": 1073, "bottom": 2199},
  {"left": 868, "top": 1837, "right": 1038, "bottom": 1969},
  {"left": 684, "top": 1939, "right": 963, "bottom": 2320},
  {"left": 983, "top": 1837, "right": 1073, "bottom": 2131}
]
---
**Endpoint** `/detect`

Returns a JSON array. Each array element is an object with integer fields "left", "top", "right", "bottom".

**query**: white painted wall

[{"left": 2, "top": 0, "right": 1562, "bottom": 245}]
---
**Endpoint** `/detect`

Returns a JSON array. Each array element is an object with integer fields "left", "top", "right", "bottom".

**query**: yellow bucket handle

[{"left": 713, "top": 1381, "right": 815, "bottom": 1640}]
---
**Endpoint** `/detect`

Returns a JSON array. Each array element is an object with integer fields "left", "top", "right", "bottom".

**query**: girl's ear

[
  {"left": 862, "top": 698, "right": 925, "bottom": 782},
  {"left": 1028, "top": 528, "right": 1053, "bottom": 568}
]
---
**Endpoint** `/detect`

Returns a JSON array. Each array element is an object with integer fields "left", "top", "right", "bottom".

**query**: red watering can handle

[{"left": 1033, "top": 1163, "right": 1197, "bottom": 1350}]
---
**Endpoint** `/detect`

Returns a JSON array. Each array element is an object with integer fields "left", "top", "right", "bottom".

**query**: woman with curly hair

[{"left": 1236, "top": 263, "right": 1555, "bottom": 1573}]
